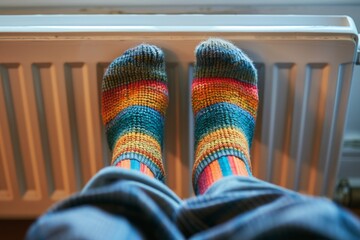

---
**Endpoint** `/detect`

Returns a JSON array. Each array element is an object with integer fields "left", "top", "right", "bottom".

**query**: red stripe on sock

[
  {"left": 192, "top": 77, "right": 257, "bottom": 92},
  {"left": 102, "top": 80, "right": 168, "bottom": 98}
]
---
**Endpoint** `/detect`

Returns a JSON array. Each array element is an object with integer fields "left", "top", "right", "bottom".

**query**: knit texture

[
  {"left": 101, "top": 44, "right": 168, "bottom": 181},
  {"left": 192, "top": 38, "right": 258, "bottom": 194}
]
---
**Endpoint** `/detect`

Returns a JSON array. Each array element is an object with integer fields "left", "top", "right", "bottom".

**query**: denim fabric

[{"left": 27, "top": 167, "right": 360, "bottom": 240}]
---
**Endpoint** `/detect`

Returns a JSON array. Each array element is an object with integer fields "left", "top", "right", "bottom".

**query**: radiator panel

[{"left": 0, "top": 16, "right": 358, "bottom": 217}]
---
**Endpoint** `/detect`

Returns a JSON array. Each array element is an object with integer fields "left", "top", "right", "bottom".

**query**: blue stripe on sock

[
  {"left": 106, "top": 105, "right": 164, "bottom": 150},
  {"left": 130, "top": 159, "right": 141, "bottom": 171},
  {"left": 218, "top": 156, "right": 232, "bottom": 176},
  {"left": 194, "top": 102, "right": 255, "bottom": 148}
]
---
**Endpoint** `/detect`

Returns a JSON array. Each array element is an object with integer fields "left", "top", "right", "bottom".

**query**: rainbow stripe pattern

[
  {"left": 192, "top": 39, "right": 258, "bottom": 194},
  {"left": 101, "top": 44, "right": 168, "bottom": 181}
]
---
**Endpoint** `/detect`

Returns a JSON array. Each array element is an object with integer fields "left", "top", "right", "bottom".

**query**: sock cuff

[
  {"left": 113, "top": 152, "right": 165, "bottom": 182},
  {"left": 192, "top": 149, "right": 252, "bottom": 191},
  {"left": 115, "top": 159, "right": 155, "bottom": 178}
]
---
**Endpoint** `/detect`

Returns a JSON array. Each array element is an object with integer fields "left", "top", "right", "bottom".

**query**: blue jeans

[{"left": 26, "top": 167, "right": 360, "bottom": 239}]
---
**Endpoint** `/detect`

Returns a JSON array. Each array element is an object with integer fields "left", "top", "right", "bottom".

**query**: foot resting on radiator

[
  {"left": 101, "top": 44, "right": 168, "bottom": 182},
  {"left": 191, "top": 38, "right": 259, "bottom": 194}
]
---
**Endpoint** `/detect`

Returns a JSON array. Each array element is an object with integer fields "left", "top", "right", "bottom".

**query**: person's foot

[
  {"left": 192, "top": 38, "right": 258, "bottom": 194},
  {"left": 101, "top": 44, "right": 168, "bottom": 181}
]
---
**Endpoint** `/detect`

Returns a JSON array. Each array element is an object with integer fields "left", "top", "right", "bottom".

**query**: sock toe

[
  {"left": 194, "top": 38, "right": 257, "bottom": 84},
  {"left": 102, "top": 44, "right": 167, "bottom": 92},
  {"left": 123, "top": 44, "right": 165, "bottom": 64}
]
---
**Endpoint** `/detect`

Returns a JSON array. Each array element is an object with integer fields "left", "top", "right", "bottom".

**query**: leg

[
  {"left": 27, "top": 168, "right": 183, "bottom": 240},
  {"left": 177, "top": 176, "right": 360, "bottom": 239}
]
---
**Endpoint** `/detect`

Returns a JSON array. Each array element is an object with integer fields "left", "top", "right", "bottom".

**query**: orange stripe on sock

[
  {"left": 204, "top": 170, "right": 213, "bottom": 192},
  {"left": 211, "top": 161, "right": 222, "bottom": 181},
  {"left": 229, "top": 156, "right": 250, "bottom": 176},
  {"left": 142, "top": 164, "right": 155, "bottom": 178},
  {"left": 192, "top": 77, "right": 258, "bottom": 117},
  {"left": 116, "top": 159, "right": 131, "bottom": 168},
  {"left": 102, "top": 80, "right": 168, "bottom": 124},
  {"left": 140, "top": 163, "right": 155, "bottom": 178},
  {"left": 193, "top": 127, "right": 251, "bottom": 172},
  {"left": 237, "top": 159, "right": 250, "bottom": 176}
]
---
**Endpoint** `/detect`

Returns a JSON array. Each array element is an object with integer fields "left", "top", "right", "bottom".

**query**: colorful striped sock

[
  {"left": 101, "top": 44, "right": 168, "bottom": 181},
  {"left": 192, "top": 38, "right": 258, "bottom": 194}
]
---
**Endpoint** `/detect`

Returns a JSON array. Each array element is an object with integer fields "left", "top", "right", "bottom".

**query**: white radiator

[{"left": 0, "top": 15, "right": 358, "bottom": 218}]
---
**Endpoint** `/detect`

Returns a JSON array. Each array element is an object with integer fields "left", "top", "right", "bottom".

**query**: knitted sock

[
  {"left": 101, "top": 44, "right": 168, "bottom": 182},
  {"left": 192, "top": 38, "right": 258, "bottom": 194}
]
